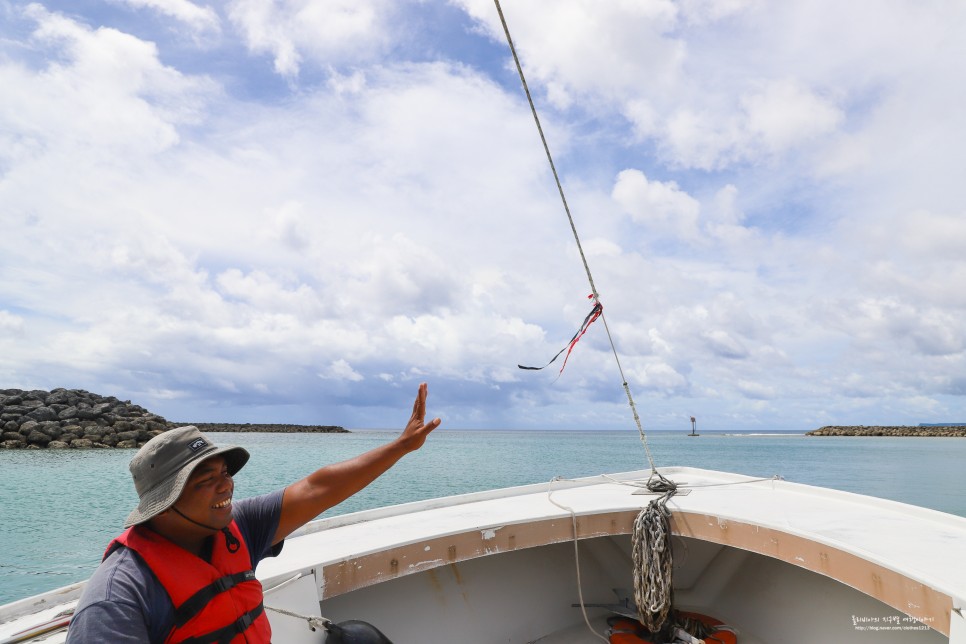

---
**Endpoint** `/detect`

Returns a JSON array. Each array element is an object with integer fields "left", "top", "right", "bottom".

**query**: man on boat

[{"left": 66, "top": 383, "right": 441, "bottom": 643}]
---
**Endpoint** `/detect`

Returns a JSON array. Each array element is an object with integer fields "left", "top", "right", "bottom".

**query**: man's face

[{"left": 173, "top": 455, "right": 234, "bottom": 530}]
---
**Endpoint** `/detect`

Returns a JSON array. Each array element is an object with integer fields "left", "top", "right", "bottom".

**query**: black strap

[
  {"left": 173, "top": 570, "right": 257, "bottom": 628},
  {"left": 177, "top": 602, "right": 265, "bottom": 644}
]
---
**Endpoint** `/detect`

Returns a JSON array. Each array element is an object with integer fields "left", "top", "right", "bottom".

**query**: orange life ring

[
  {"left": 606, "top": 615, "right": 656, "bottom": 643},
  {"left": 674, "top": 611, "right": 737, "bottom": 644}
]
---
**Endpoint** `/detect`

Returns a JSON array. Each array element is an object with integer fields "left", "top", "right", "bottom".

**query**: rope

[
  {"left": 546, "top": 477, "right": 610, "bottom": 643},
  {"left": 632, "top": 485, "right": 676, "bottom": 633},
  {"left": 263, "top": 604, "right": 332, "bottom": 632},
  {"left": 492, "top": 0, "right": 659, "bottom": 475},
  {"left": 492, "top": 1, "right": 689, "bottom": 637}
]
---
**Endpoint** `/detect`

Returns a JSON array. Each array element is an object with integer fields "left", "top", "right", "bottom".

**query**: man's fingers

[
  {"left": 413, "top": 383, "right": 427, "bottom": 416},
  {"left": 409, "top": 383, "right": 430, "bottom": 428}
]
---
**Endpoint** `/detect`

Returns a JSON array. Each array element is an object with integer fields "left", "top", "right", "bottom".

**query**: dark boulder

[
  {"left": 26, "top": 407, "right": 59, "bottom": 422},
  {"left": 46, "top": 390, "right": 72, "bottom": 405},
  {"left": 18, "top": 420, "right": 39, "bottom": 435},
  {"left": 26, "top": 430, "right": 52, "bottom": 446}
]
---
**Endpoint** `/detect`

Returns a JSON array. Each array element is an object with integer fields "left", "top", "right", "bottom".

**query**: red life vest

[{"left": 106, "top": 522, "right": 272, "bottom": 643}]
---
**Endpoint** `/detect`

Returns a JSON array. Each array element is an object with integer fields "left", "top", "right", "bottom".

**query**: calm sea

[{"left": 2, "top": 429, "right": 965, "bottom": 605}]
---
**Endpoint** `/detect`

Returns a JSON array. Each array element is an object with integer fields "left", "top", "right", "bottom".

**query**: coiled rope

[
  {"left": 492, "top": 1, "right": 677, "bottom": 634},
  {"left": 632, "top": 482, "right": 676, "bottom": 632}
]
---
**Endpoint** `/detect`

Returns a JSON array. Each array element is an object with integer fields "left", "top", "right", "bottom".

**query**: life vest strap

[
  {"left": 176, "top": 602, "right": 265, "bottom": 644},
  {"left": 173, "top": 570, "right": 257, "bottom": 628}
]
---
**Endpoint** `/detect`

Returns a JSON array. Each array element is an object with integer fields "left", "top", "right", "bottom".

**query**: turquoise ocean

[{"left": 2, "top": 429, "right": 965, "bottom": 606}]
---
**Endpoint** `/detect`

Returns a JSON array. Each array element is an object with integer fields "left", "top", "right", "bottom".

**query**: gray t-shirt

[{"left": 66, "top": 490, "right": 284, "bottom": 643}]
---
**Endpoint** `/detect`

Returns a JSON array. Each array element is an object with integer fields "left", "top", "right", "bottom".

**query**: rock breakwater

[
  {"left": 181, "top": 423, "right": 347, "bottom": 433},
  {"left": 807, "top": 425, "right": 966, "bottom": 437},
  {"left": 1, "top": 388, "right": 169, "bottom": 449},
  {"left": 1, "top": 388, "right": 349, "bottom": 449}
]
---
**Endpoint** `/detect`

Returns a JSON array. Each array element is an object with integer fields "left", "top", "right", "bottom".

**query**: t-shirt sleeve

[
  {"left": 233, "top": 489, "right": 285, "bottom": 568},
  {"left": 66, "top": 548, "right": 172, "bottom": 644},
  {"left": 66, "top": 599, "right": 151, "bottom": 644}
]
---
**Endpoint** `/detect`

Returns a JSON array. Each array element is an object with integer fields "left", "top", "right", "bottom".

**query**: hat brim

[{"left": 123, "top": 444, "right": 249, "bottom": 528}]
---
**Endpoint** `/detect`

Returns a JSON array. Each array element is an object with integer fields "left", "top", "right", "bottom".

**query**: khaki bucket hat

[{"left": 124, "top": 426, "right": 249, "bottom": 528}]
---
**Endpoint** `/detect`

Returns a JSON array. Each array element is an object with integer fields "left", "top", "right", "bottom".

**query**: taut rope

[
  {"left": 492, "top": 1, "right": 677, "bottom": 634},
  {"left": 492, "top": 0, "right": 664, "bottom": 481}
]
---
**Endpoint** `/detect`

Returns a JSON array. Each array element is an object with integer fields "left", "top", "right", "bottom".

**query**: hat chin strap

[{"left": 171, "top": 506, "right": 241, "bottom": 553}]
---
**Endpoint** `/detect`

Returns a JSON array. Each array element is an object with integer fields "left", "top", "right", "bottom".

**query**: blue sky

[{"left": 2, "top": 0, "right": 965, "bottom": 431}]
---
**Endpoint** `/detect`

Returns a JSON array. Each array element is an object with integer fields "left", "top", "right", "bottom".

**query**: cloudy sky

[{"left": 1, "top": 0, "right": 964, "bottom": 432}]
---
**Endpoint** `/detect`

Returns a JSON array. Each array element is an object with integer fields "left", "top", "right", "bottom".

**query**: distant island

[
  {"left": 0, "top": 387, "right": 346, "bottom": 450},
  {"left": 807, "top": 425, "right": 966, "bottom": 437}
]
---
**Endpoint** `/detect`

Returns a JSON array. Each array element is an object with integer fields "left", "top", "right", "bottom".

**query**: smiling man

[{"left": 66, "top": 383, "right": 441, "bottom": 643}]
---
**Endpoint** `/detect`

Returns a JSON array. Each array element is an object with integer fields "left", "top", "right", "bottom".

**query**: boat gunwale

[{"left": 294, "top": 466, "right": 966, "bottom": 539}]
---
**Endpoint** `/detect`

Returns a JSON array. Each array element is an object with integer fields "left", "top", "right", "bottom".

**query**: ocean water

[{"left": 1, "top": 429, "right": 965, "bottom": 605}]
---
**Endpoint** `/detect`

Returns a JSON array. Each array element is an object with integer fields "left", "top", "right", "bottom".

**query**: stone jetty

[
  {"left": 180, "top": 423, "right": 347, "bottom": 434},
  {"left": 807, "top": 425, "right": 966, "bottom": 437},
  {"left": 0, "top": 388, "right": 347, "bottom": 450},
  {"left": 1, "top": 388, "right": 170, "bottom": 449}
]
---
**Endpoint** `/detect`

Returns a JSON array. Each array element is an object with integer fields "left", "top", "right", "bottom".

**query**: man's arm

[{"left": 272, "top": 382, "right": 441, "bottom": 544}]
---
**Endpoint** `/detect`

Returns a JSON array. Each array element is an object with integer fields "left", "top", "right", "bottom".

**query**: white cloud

[
  {"left": 462, "top": 0, "right": 685, "bottom": 110},
  {"left": 823, "top": 297, "right": 965, "bottom": 359},
  {"left": 265, "top": 201, "right": 311, "bottom": 252},
  {"left": 741, "top": 79, "right": 843, "bottom": 154},
  {"left": 888, "top": 210, "right": 966, "bottom": 261},
  {"left": 625, "top": 360, "right": 688, "bottom": 394},
  {"left": 661, "top": 108, "right": 740, "bottom": 170},
  {"left": 735, "top": 379, "right": 775, "bottom": 400},
  {"left": 112, "top": 0, "right": 221, "bottom": 38},
  {"left": 678, "top": 0, "right": 760, "bottom": 24},
  {"left": 611, "top": 169, "right": 700, "bottom": 240},
  {"left": 215, "top": 269, "right": 321, "bottom": 317},
  {"left": 319, "top": 359, "right": 365, "bottom": 382},
  {"left": 660, "top": 80, "right": 843, "bottom": 169},
  {"left": 582, "top": 238, "right": 622, "bottom": 258},
  {"left": 3, "top": 4, "right": 214, "bottom": 168},
  {"left": 702, "top": 329, "right": 749, "bottom": 360},
  {"left": 226, "top": 0, "right": 393, "bottom": 77},
  {"left": 0, "top": 311, "right": 26, "bottom": 337}
]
